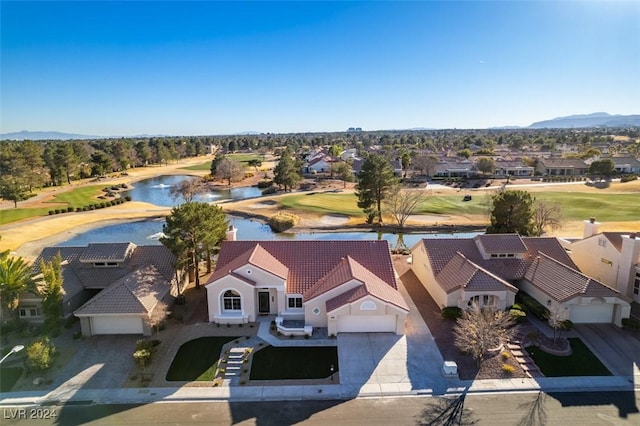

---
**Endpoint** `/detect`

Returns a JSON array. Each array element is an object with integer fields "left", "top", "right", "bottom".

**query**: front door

[{"left": 258, "top": 291, "right": 270, "bottom": 314}]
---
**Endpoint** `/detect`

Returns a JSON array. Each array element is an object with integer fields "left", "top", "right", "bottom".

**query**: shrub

[
  {"left": 621, "top": 174, "right": 638, "bottom": 183},
  {"left": 54, "top": 209, "right": 61, "bottom": 214},
  {"left": 622, "top": 317, "right": 640, "bottom": 331},
  {"left": 48, "top": 210, "right": 54, "bottom": 215},
  {"left": 67, "top": 207, "right": 74, "bottom": 213},
  {"left": 501, "top": 351, "right": 511, "bottom": 360},
  {"left": 135, "top": 339, "right": 160, "bottom": 352},
  {"left": 501, "top": 364, "right": 515, "bottom": 374},
  {"left": 441, "top": 307, "right": 463, "bottom": 320},
  {"left": 267, "top": 212, "right": 300, "bottom": 232},
  {"left": 262, "top": 186, "right": 278, "bottom": 195},
  {"left": 124, "top": 195, "right": 132, "bottom": 202},
  {"left": 257, "top": 179, "right": 274, "bottom": 188},
  {"left": 516, "top": 292, "right": 550, "bottom": 320},
  {"left": 26, "top": 337, "right": 56, "bottom": 371},
  {"left": 509, "top": 308, "right": 527, "bottom": 323},
  {"left": 133, "top": 349, "right": 151, "bottom": 368}
]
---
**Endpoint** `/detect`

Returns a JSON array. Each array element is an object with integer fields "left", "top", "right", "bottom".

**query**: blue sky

[{"left": 1, "top": 1, "right": 638, "bottom": 136}]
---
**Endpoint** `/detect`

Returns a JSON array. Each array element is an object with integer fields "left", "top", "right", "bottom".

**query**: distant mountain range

[
  {"left": 0, "top": 130, "right": 105, "bottom": 141},
  {"left": 528, "top": 112, "right": 640, "bottom": 129},
  {"left": 0, "top": 131, "right": 173, "bottom": 141},
  {"left": 2, "top": 113, "right": 638, "bottom": 140}
]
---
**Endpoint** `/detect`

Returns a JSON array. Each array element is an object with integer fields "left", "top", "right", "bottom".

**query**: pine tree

[{"left": 355, "top": 153, "right": 397, "bottom": 224}]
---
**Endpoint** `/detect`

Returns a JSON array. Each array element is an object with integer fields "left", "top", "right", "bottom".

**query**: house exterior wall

[
  {"left": 460, "top": 289, "right": 516, "bottom": 311},
  {"left": 411, "top": 245, "right": 453, "bottom": 308},
  {"left": 206, "top": 275, "right": 256, "bottom": 323},
  {"left": 569, "top": 236, "right": 621, "bottom": 289},
  {"left": 327, "top": 296, "right": 407, "bottom": 335},
  {"left": 303, "top": 279, "right": 361, "bottom": 328}
]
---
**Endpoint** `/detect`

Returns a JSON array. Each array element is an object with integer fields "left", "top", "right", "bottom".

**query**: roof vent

[
  {"left": 630, "top": 233, "right": 637, "bottom": 240},
  {"left": 589, "top": 217, "right": 596, "bottom": 224}
]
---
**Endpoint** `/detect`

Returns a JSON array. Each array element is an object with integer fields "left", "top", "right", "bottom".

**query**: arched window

[
  {"left": 360, "top": 301, "right": 377, "bottom": 311},
  {"left": 223, "top": 290, "right": 241, "bottom": 311}
]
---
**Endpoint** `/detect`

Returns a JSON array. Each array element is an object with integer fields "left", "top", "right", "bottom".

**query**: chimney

[
  {"left": 226, "top": 225, "right": 237, "bottom": 242},
  {"left": 583, "top": 217, "right": 600, "bottom": 238}
]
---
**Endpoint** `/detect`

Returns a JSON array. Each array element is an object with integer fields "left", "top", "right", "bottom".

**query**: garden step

[
  {"left": 227, "top": 360, "right": 244, "bottom": 365},
  {"left": 224, "top": 372, "right": 237, "bottom": 377},
  {"left": 226, "top": 366, "right": 241, "bottom": 371},
  {"left": 507, "top": 344, "right": 521, "bottom": 350}
]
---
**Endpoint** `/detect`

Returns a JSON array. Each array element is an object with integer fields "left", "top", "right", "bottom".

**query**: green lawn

[
  {"left": 0, "top": 367, "right": 23, "bottom": 392},
  {"left": 279, "top": 192, "right": 490, "bottom": 217},
  {"left": 525, "top": 338, "right": 611, "bottom": 377},
  {"left": 180, "top": 153, "right": 263, "bottom": 171},
  {"left": 531, "top": 192, "right": 640, "bottom": 222},
  {"left": 250, "top": 346, "right": 338, "bottom": 380},
  {"left": 166, "top": 336, "right": 238, "bottom": 381},
  {"left": 1, "top": 185, "right": 107, "bottom": 225},
  {"left": 180, "top": 162, "right": 213, "bottom": 171}
]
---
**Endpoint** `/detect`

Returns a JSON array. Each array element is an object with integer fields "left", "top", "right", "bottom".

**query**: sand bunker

[
  {"left": 250, "top": 200, "right": 277, "bottom": 209},
  {"left": 320, "top": 214, "right": 350, "bottom": 225}
]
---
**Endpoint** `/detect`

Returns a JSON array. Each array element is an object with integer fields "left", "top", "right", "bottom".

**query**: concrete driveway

[
  {"left": 45, "top": 335, "right": 138, "bottom": 401},
  {"left": 573, "top": 324, "right": 640, "bottom": 377},
  {"left": 337, "top": 280, "right": 456, "bottom": 397}
]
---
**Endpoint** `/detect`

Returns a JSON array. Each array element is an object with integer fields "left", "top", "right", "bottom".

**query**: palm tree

[{"left": 0, "top": 254, "right": 35, "bottom": 321}]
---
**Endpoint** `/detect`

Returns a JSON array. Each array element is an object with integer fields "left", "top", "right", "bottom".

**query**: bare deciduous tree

[
  {"left": 453, "top": 304, "right": 515, "bottom": 367},
  {"left": 215, "top": 158, "right": 245, "bottom": 185},
  {"left": 383, "top": 187, "right": 424, "bottom": 229},
  {"left": 146, "top": 301, "right": 170, "bottom": 336},
  {"left": 169, "top": 178, "right": 205, "bottom": 203},
  {"left": 412, "top": 153, "right": 439, "bottom": 177},
  {"left": 547, "top": 305, "right": 572, "bottom": 345},
  {"left": 532, "top": 200, "right": 562, "bottom": 236}
]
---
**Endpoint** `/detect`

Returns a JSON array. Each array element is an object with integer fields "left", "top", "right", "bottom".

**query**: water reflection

[
  {"left": 56, "top": 216, "right": 478, "bottom": 248},
  {"left": 126, "top": 175, "right": 263, "bottom": 207}
]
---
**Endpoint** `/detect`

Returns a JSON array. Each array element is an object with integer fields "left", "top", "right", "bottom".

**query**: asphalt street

[{"left": 2, "top": 391, "right": 639, "bottom": 425}]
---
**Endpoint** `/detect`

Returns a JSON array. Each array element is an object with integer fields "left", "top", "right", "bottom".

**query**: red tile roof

[
  {"left": 308, "top": 256, "right": 409, "bottom": 311},
  {"left": 207, "top": 240, "right": 406, "bottom": 312},
  {"left": 524, "top": 253, "right": 628, "bottom": 302}
]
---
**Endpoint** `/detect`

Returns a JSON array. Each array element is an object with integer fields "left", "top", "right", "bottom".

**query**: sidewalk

[{"left": 1, "top": 374, "right": 637, "bottom": 406}]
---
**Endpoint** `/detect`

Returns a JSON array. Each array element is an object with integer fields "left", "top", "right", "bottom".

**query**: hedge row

[
  {"left": 267, "top": 212, "right": 300, "bottom": 232},
  {"left": 515, "top": 292, "right": 550, "bottom": 320},
  {"left": 48, "top": 196, "right": 131, "bottom": 215}
]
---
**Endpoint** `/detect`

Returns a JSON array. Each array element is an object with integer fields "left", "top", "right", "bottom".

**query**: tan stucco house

[
  {"left": 561, "top": 219, "right": 640, "bottom": 304},
  {"left": 205, "top": 240, "right": 409, "bottom": 336},
  {"left": 411, "top": 234, "right": 631, "bottom": 326}
]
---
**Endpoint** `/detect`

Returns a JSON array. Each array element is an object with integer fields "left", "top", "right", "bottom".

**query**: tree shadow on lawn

[{"left": 166, "top": 336, "right": 239, "bottom": 381}]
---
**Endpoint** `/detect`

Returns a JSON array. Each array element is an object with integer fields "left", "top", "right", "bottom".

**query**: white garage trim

[
  {"left": 91, "top": 316, "right": 144, "bottom": 335},
  {"left": 336, "top": 314, "right": 396, "bottom": 333},
  {"left": 569, "top": 302, "right": 613, "bottom": 323}
]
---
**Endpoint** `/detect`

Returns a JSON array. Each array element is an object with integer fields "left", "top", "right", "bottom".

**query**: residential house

[
  {"left": 561, "top": 219, "right": 640, "bottom": 304},
  {"left": 607, "top": 157, "right": 640, "bottom": 174},
  {"left": 28, "top": 243, "right": 179, "bottom": 336},
  {"left": 494, "top": 159, "right": 534, "bottom": 177},
  {"left": 433, "top": 160, "right": 477, "bottom": 178},
  {"left": 411, "top": 234, "right": 630, "bottom": 326},
  {"left": 303, "top": 155, "right": 339, "bottom": 174},
  {"left": 535, "top": 158, "right": 588, "bottom": 176},
  {"left": 340, "top": 148, "right": 359, "bottom": 161},
  {"left": 205, "top": 240, "right": 409, "bottom": 335}
]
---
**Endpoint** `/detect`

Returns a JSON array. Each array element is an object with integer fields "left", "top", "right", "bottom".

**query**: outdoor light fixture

[{"left": 0, "top": 345, "right": 25, "bottom": 364}]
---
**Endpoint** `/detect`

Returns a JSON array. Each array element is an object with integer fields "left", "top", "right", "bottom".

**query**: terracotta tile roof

[
  {"left": 208, "top": 240, "right": 397, "bottom": 294},
  {"left": 308, "top": 256, "right": 409, "bottom": 311},
  {"left": 435, "top": 252, "right": 518, "bottom": 294},
  {"left": 74, "top": 264, "right": 171, "bottom": 316},
  {"left": 523, "top": 253, "right": 628, "bottom": 303},
  {"left": 208, "top": 243, "right": 289, "bottom": 284},
  {"left": 474, "top": 234, "right": 527, "bottom": 254},
  {"left": 416, "top": 236, "right": 578, "bottom": 282}
]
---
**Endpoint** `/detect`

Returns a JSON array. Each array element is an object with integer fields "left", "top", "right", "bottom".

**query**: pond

[
  {"left": 56, "top": 216, "right": 479, "bottom": 248},
  {"left": 126, "top": 175, "right": 263, "bottom": 207}
]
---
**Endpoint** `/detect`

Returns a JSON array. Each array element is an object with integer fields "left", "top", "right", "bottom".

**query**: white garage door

[
  {"left": 569, "top": 304, "right": 613, "bottom": 323},
  {"left": 91, "top": 316, "right": 143, "bottom": 335},
  {"left": 337, "top": 315, "right": 396, "bottom": 333}
]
